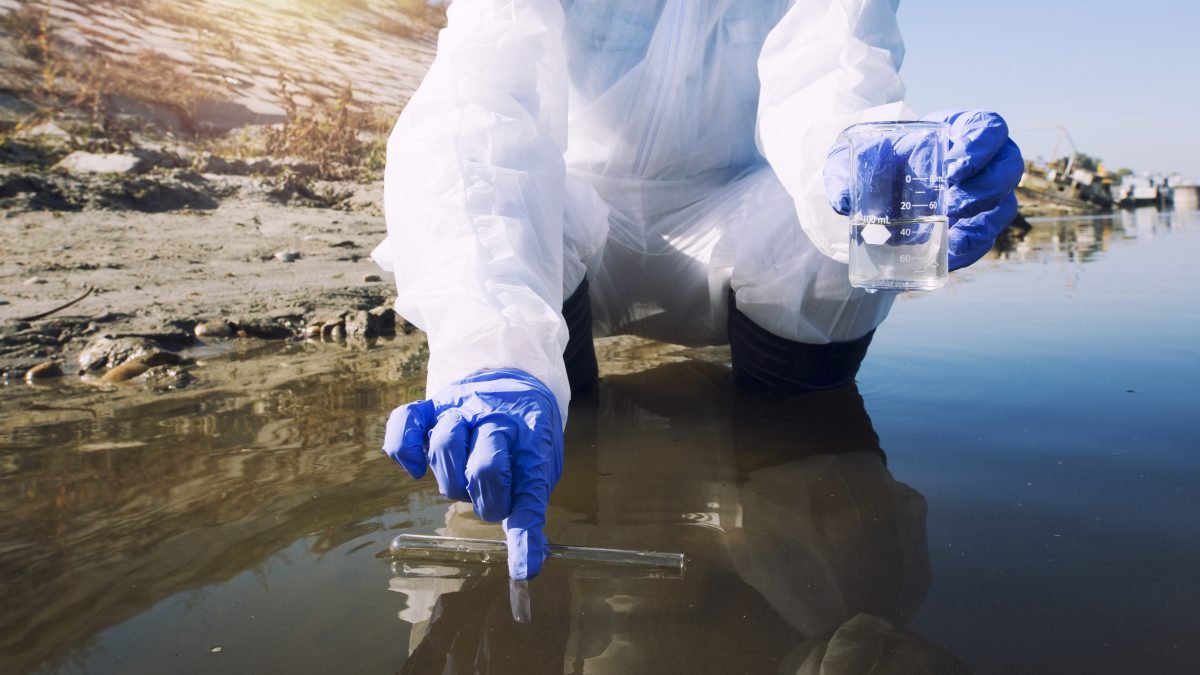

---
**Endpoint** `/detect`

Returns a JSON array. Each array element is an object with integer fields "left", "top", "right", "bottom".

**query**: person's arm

[
  {"left": 758, "top": 1, "right": 1023, "bottom": 268},
  {"left": 755, "top": 0, "right": 912, "bottom": 264},
  {"left": 371, "top": 0, "right": 572, "bottom": 420},
  {"left": 374, "top": 0, "right": 572, "bottom": 580}
]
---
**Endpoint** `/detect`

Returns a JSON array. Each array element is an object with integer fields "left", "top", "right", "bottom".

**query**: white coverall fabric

[{"left": 372, "top": 0, "right": 914, "bottom": 420}]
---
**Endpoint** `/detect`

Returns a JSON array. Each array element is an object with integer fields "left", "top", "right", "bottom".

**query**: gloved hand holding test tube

[{"left": 382, "top": 370, "right": 686, "bottom": 581}]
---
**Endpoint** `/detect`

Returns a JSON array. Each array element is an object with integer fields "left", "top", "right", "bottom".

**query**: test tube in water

[{"left": 389, "top": 534, "right": 686, "bottom": 574}]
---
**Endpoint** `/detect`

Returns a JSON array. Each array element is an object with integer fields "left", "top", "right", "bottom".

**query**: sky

[{"left": 898, "top": 0, "right": 1199, "bottom": 180}]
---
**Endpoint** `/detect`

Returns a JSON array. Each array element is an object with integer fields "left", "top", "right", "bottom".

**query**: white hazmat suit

[{"left": 372, "top": 0, "right": 913, "bottom": 419}]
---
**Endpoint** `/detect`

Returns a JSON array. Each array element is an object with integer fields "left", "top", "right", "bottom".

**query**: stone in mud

[
  {"left": 320, "top": 320, "right": 344, "bottom": 340},
  {"left": 275, "top": 250, "right": 301, "bottom": 263},
  {"left": 368, "top": 306, "right": 397, "bottom": 335},
  {"left": 99, "top": 351, "right": 184, "bottom": 383},
  {"left": 194, "top": 321, "right": 233, "bottom": 339},
  {"left": 135, "top": 364, "right": 195, "bottom": 390},
  {"left": 55, "top": 151, "right": 144, "bottom": 175},
  {"left": 77, "top": 336, "right": 158, "bottom": 371},
  {"left": 24, "top": 361, "right": 63, "bottom": 382},
  {"left": 99, "top": 360, "right": 152, "bottom": 383},
  {"left": 17, "top": 121, "right": 71, "bottom": 140},
  {"left": 24, "top": 276, "right": 48, "bottom": 285},
  {"left": 308, "top": 311, "right": 347, "bottom": 340}
]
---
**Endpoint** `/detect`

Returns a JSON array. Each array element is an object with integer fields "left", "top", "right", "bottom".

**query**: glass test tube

[{"left": 389, "top": 534, "right": 686, "bottom": 572}]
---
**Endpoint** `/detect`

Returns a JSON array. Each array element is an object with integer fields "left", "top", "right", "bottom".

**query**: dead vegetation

[
  {"left": 261, "top": 83, "right": 392, "bottom": 180},
  {"left": 0, "top": 0, "right": 437, "bottom": 201},
  {"left": 1, "top": 3, "right": 223, "bottom": 150}
]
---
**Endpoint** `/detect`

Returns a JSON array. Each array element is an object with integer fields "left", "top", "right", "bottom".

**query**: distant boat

[{"left": 1112, "top": 174, "right": 1172, "bottom": 209}]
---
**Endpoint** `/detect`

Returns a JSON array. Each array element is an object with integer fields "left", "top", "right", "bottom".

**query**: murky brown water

[{"left": 3, "top": 210, "right": 1199, "bottom": 674}]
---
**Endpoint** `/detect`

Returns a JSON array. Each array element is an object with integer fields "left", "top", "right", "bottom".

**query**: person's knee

[{"left": 727, "top": 288, "right": 874, "bottom": 391}]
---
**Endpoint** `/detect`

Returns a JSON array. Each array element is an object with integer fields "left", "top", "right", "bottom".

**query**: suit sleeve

[
  {"left": 372, "top": 0, "right": 572, "bottom": 421},
  {"left": 756, "top": 0, "right": 915, "bottom": 263}
]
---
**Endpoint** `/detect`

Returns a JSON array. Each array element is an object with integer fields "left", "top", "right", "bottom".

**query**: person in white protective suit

[{"left": 376, "top": 0, "right": 1023, "bottom": 579}]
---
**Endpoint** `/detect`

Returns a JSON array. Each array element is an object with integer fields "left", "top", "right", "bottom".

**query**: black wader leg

[
  {"left": 727, "top": 288, "right": 875, "bottom": 391},
  {"left": 562, "top": 277, "right": 599, "bottom": 395}
]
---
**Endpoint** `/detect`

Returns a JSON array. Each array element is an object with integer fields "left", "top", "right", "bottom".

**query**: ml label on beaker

[{"left": 840, "top": 121, "right": 950, "bottom": 292}]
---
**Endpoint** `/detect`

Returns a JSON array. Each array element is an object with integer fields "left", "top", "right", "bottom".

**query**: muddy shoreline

[
  {"left": 0, "top": 0, "right": 445, "bottom": 386},
  {"left": 1, "top": 182, "right": 414, "bottom": 383}
]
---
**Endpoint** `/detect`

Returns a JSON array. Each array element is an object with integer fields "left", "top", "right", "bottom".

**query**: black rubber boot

[
  {"left": 727, "top": 288, "right": 874, "bottom": 391},
  {"left": 562, "top": 277, "right": 599, "bottom": 395}
]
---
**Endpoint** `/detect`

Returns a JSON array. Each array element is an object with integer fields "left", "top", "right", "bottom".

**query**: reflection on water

[
  {"left": 1, "top": 346, "right": 963, "bottom": 674},
  {"left": 394, "top": 364, "right": 964, "bottom": 673},
  {"left": 995, "top": 206, "right": 1191, "bottom": 264},
  {"left": 1, "top": 209, "right": 1198, "bottom": 674}
]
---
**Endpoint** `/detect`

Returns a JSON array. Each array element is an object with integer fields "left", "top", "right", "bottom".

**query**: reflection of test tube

[{"left": 389, "top": 534, "right": 686, "bottom": 575}]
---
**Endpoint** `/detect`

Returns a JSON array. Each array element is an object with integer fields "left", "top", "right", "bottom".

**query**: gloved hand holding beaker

[
  {"left": 824, "top": 109, "right": 1024, "bottom": 271},
  {"left": 382, "top": 368, "right": 564, "bottom": 580}
]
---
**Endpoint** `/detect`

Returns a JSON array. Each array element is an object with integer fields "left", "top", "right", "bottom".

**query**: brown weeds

[{"left": 263, "top": 83, "right": 392, "bottom": 180}]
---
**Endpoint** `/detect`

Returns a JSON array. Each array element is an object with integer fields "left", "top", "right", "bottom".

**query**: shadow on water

[{"left": 0, "top": 339, "right": 966, "bottom": 674}]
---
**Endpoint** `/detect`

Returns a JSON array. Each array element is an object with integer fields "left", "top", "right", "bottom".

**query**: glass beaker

[{"left": 841, "top": 121, "right": 949, "bottom": 291}]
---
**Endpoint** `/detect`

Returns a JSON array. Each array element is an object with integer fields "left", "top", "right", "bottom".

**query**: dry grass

[
  {"left": 263, "top": 83, "right": 392, "bottom": 180},
  {"left": 2, "top": 3, "right": 222, "bottom": 147},
  {"left": 1, "top": 0, "right": 419, "bottom": 181}
]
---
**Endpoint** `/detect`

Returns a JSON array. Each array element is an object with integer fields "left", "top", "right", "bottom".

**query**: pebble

[
  {"left": 55, "top": 150, "right": 143, "bottom": 175},
  {"left": 319, "top": 320, "right": 342, "bottom": 340},
  {"left": 99, "top": 352, "right": 184, "bottom": 383},
  {"left": 363, "top": 274, "right": 382, "bottom": 283},
  {"left": 25, "top": 362, "right": 63, "bottom": 383},
  {"left": 24, "top": 276, "right": 48, "bottom": 285},
  {"left": 137, "top": 365, "right": 195, "bottom": 390},
  {"left": 194, "top": 321, "right": 233, "bottom": 339},
  {"left": 275, "top": 250, "right": 300, "bottom": 263},
  {"left": 78, "top": 336, "right": 156, "bottom": 371},
  {"left": 101, "top": 360, "right": 153, "bottom": 383},
  {"left": 0, "top": 299, "right": 8, "bottom": 306},
  {"left": 19, "top": 120, "right": 70, "bottom": 139}
]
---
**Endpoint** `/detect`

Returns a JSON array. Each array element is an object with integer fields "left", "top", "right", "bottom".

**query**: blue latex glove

[
  {"left": 825, "top": 109, "right": 1024, "bottom": 270},
  {"left": 382, "top": 368, "right": 564, "bottom": 579}
]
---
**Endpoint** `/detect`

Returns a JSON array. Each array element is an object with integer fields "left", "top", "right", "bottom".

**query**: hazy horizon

[{"left": 899, "top": 0, "right": 1198, "bottom": 182}]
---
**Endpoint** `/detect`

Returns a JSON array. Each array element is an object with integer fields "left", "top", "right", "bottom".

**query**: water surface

[{"left": 1, "top": 208, "right": 1197, "bottom": 674}]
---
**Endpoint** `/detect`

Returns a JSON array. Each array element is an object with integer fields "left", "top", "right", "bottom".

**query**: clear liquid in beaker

[{"left": 849, "top": 216, "right": 948, "bottom": 291}]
